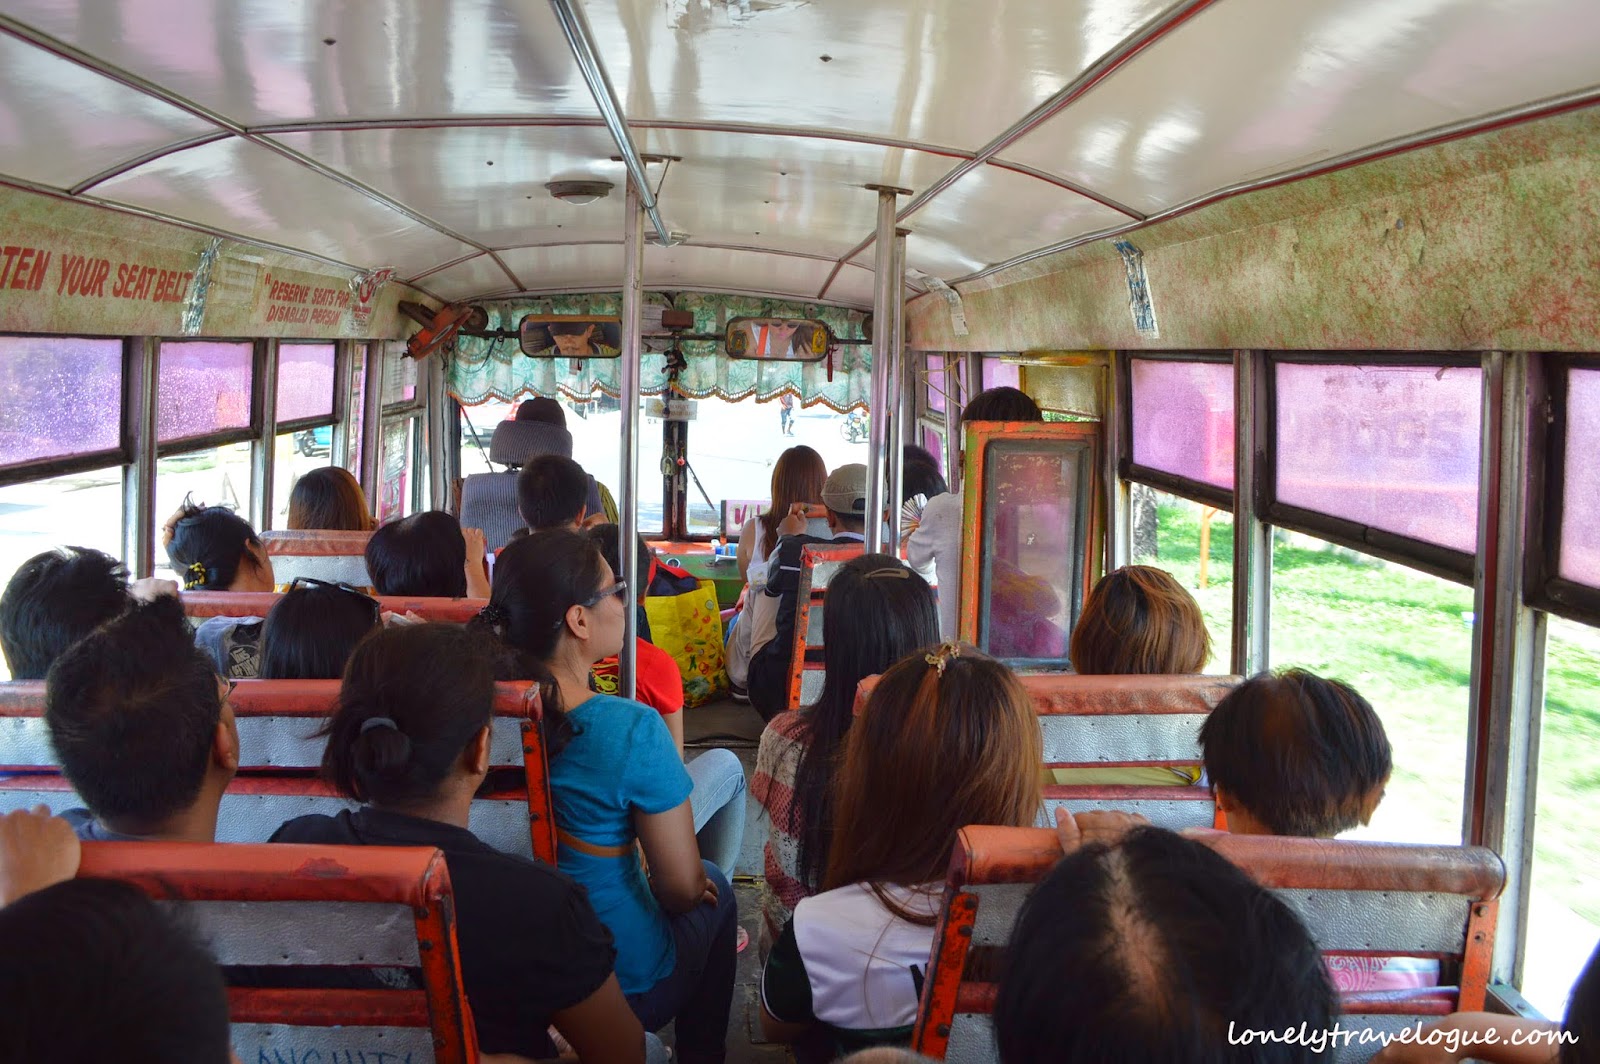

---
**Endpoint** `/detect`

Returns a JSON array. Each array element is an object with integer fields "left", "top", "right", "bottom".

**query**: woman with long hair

[
  {"left": 760, "top": 643, "right": 1042, "bottom": 1057},
  {"left": 472, "top": 530, "right": 740, "bottom": 1064},
  {"left": 751, "top": 554, "right": 939, "bottom": 956},
  {"left": 285, "top": 467, "right": 376, "bottom": 532},
  {"left": 256, "top": 581, "right": 380, "bottom": 680},
  {"left": 270, "top": 623, "right": 646, "bottom": 1062}
]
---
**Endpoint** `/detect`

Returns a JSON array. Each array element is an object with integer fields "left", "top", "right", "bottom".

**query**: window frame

[
  {"left": 1525, "top": 353, "right": 1600, "bottom": 625},
  {"left": 0, "top": 332, "right": 133, "bottom": 487},
  {"left": 272, "top": 339, "right": 344, "bottom": 435},
  {"left": 1117, "top": 350, "right": 1235, "bottom": 511},
  {"left": 1262, "top": 351, "right": 1483, "bottom": 586}
]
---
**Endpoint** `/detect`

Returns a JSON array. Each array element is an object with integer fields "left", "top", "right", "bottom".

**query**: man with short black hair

[
  {"left": 0, "top": 547, "right": 130, "bottom": 680},
  {"left": 745, "top": 464, "right": 873, "bottom": 718},
  {"left": 46, "top": 596, "right": 239, "bottom": 843},
  {"left": 517, "top": 453, "right": 594, "bottom": 532}
]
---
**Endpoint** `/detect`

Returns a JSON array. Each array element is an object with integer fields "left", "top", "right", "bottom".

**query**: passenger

[
  {"left": 364, "top": 510, "right": 490, "bottom": 599},
  {"left": 751, "top": 554, "right": 939, "bottom": 957},
  {"left": 164, "top": 500, "right": 274, "bottom": 677},
  {"left": 906, "top": 387, "right": 1043, "bottom": 641},
  {"left": 729, "top": 444, "right": 828, "bottom": 702},
  {"left": 46, "top": 597, "right": 239, "bottom": 843},
  {"left": 474, "top": 530, "right": 740, "bottom": 1062},
  {"left": 1057, "top": 564, "right": 1212, "bottom": 785},
  {"left": 0, "top": 547, "right": 130, "bottom": 680},
  {"left": 285, "top": 466, "right": 376, "bottom": 531},
  {"left": 257, "top": 580, "right": 380, "bottom": 680},
  {"left": 0, "top": 810, "right": 232, "bottom": 1064},
  {"left": 992, "top": 826, "right": 1337, "bottom": 1064},
  {"left": 461, "top": 397, "right": 608, "bottom": 550},
  {"left": 900, "top": 444, "right": 948, "bottom": 503},
  {"left": 271, "top": 623, "right": 646, "bottom": 1063},
  {"left": 585, "top": 524, "right": 685, "bottom": 750},
  {"left": 760, "top": 642, "right": 1041, "bottom": 1057},
  {"left": 518, "top": 453, "right": 599, "bottom": 532},
  {"left": 1199, "top": 669, "right": 1428, "bottom": 991},
  {"left": 745, "top": 463, "right": 872, "bottom": 719}
]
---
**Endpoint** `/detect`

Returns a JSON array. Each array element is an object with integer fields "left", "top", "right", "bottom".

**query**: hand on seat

[
  {"left": 1053, "top": 806, "right": 1150, "bottom": 856},
  {"left": 0, "top": 807, "right": 80, "bottom": 906},
  {"left": 776, "top": 502, "right": 808, "bottom": 537}
]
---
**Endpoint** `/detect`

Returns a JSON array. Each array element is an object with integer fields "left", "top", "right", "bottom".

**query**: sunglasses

[
  {"left": 287, "top": 576, "right": 382, "bottom": 623},
  {"left": 577, "top": 580, "right": 629, "bottom": 609}
]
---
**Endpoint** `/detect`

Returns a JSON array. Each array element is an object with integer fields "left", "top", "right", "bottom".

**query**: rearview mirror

[
  {"left": 725, "top": 317, "right": 832, "bottom": 362},
  {"left": 519, "top": 315, "right": 623, "bottom": 358}
]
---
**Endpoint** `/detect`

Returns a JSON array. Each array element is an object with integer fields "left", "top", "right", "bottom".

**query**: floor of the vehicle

[{"left": 682, "top": 698, "right": 791, "bottom": 1062}]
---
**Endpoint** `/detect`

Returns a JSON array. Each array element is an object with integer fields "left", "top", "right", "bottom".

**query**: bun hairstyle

[
  {"left": 319, "top": 623, "right": 497, "bottom": 807},
  {"left": 165, "top": 499, "right": 263, "bottom": 591}
]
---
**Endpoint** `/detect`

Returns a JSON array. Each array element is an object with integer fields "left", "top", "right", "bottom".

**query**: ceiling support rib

[
  {"left": 951, "top": 86, "right": 1600, "bottom": 287},
  {"left": 68, "top": 132, "right": 233, "bottom": 195},
  {"left": 548, "top": 0, "right": 673, "bottom": 246},
  {"left": 816, "top": 0, "right": 1215, "bottom": 299}
]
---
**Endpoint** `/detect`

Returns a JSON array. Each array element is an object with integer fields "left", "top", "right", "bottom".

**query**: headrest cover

[{"left": 489, "top": 419, "right": 574, "bottom": 465}]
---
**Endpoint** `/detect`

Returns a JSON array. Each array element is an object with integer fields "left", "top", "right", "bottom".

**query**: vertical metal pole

[
  {"left": 1465, "top": 353, "right": 1543, "bottom": 988},
  {"left": 942, "top": 355, "right": 962, "bottom": 493},
  {"left": 123, "top": 338, "right": 158, "bottom": 577},
  {"left": 330, "top": 341, "right": 352, "bottom": 470},
  {"left": 863, "top": 188, "right": 898, "bottom": 555},
  {"left": 251, "top": 339, "right": 279, "bottom": 530},
  {"left": 359, "top": 342, "right": 386, "bottom": 506},
  {"left": 885, "top": 228, "right": 909, "bottom": 549},
  {"left": 1230, "top": 349, "right": 1271, "bottom": 675},
  {"left": 427, "top": 355, "right": 451, "bottom": 511},
  {"left": 618, "top": 178, "right": 645, "bottom": 700},
  {"left": 1105, "top": 353, "right": 1132, "bottom": 572}
]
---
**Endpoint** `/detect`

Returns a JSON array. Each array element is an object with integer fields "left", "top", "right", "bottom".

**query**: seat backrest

[
  {"left": 78, "top": 840, "right": 477, "bottom": 1064},
  {"left": 182, "top": 590, "right": 488, "bottom": 622},
  {"left": 912, "top": 825, "right": 1505, "bottom": 1064},
  {"left": 786, "top": 542, "right": 866, "bottom": 710},
  {"left": 0, "top": 680, "right": 557, "bottom": 865},
  {"left": 459, "top": 471, "right": 524, "bottom": 552},
  {"left": 855, "top": 672, "right": 1238, "bottom": 831},
  {"left": 259, "top": 529, "right": 374, "bottom": 586}
]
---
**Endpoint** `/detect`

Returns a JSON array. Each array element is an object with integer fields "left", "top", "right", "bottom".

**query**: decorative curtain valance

[{"left": 447, "top": 292, "right": 873, "bottom": 412}]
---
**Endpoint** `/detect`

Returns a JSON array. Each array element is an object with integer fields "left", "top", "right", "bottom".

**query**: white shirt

[{"left": 906, "top": 491, "right": 962, "bottom": 640}]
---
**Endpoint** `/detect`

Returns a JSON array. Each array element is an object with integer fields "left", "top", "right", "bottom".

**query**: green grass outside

[{"left": 1135, "top": 498, "right": 1600, "bottom": 926}]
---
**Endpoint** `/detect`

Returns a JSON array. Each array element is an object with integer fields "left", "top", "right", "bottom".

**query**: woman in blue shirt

[{"left": 476, "top": 530, "right": 739, "bottom": 1064}]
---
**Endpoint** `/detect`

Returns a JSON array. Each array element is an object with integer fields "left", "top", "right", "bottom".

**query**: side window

[{"left": 271, "top": 342, "right": 339, "bottom": 526}]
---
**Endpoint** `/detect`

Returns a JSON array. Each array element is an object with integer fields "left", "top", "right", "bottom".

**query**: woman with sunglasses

[
  {"left": 473, "top": 529, "right": 740, "bottom": 1064},
  {"left": 257, "top": 579, "right": 382, "bottom": 680}
]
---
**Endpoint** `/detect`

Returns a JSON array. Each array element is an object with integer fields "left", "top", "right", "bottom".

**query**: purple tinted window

[
  {"left": 926, "top": 354, "right": 947, "bottom": 415},
  {"left": 1558, "top": 369, "right": 1600, "bottom": 586},
  {"left": 157, "top": 341, "right": 254, "bottom": 443},
  {"left": 0, "top": 337, "right": 123, "bottom": 467},
  {"left": 978, "top": 437, "right": 1092, "bottom": 664},
  {"left": 1130, "top": 358, "right": 1235, "bottom": 490},
  {"left": 1275, "top": 363, "right": 1481, "bottom": 555},
  {"left": 982, "top": 359, "right": 1020, "bottom": 391},
  {"left": 921, "top": 427, "right": 946, "bottom": 475},
  {"left": 276, "top": 343, "right": 336, "bottom": 424}
]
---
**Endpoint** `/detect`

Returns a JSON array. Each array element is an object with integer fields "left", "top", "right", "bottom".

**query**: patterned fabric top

[
  {"left": 448, "top": 292, "right": 872, "bottom": 411},
  {"left": 752, "top": 708, "right": 814, "bottom": 955}
]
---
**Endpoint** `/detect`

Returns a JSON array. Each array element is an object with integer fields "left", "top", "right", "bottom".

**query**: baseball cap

[{"left": 821, "top": 464, "right": 869, "bottom": 516}]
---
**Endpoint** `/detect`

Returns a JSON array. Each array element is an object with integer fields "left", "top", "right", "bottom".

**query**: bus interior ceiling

[{"left": 0, "top": 0, "right": 1599, "bottom": 1058}]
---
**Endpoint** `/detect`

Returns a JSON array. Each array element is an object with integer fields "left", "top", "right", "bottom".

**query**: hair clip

[
  {"left": 477, "top": 602, "right": 510, "bottom": 627},
  {"left": 924, "top": 641, "right": 961, "bottom": 676},
  {"left": 181, "top": 560, "right": 209, "bottom": 590},
  {"left": 861, "top": 565, "right": 911, "bottom": 580},
  {"left": 360, "top": 716, "right": 399, "bottom": 735}
]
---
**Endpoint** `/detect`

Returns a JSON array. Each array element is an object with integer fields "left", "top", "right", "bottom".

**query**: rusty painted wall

[{"left": 909, "top": 107, "right": 1600, "bottom": 353}]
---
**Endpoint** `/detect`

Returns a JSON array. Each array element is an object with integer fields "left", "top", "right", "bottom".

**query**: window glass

[
  {"left": 1522, "top": 615, "right": 1600, "bottom": 1017},
  {"left": 0, "top": 337, "right": 123, "bottom": 468},
  {"left": 1558, "top": 368, "right": 1600, "bottom": 586},
  {"left": 271, "top": 429, "right": 338, "bottom": 528},
  {"left": 925, "top": 354, "right": 947, "bottom": 415},
  {"left": 1129, "top": 492, "right": 1233, "bottom": 673},
  {"left": 346, "top": 345, "right": 366, "bottom": 474},
  {"left": 920, "top": 426, "right": 946, "bottom": 476},
  {"left": 376, "top": 416, "right": 416, "bottom": 523},
  {"left": 684, "top": 394, "right": 867, "bottom": 536},
  {"left": 981, "top": 358, "right": 1020, "bottom": 391},
  {"left": 1130, "top": 358, "right": 1234, "bottom": 491},
  {"left": 0, "top": 467, "right": 124, "bottom": 679},
  {"left": 275, "top": 343, "right": 336, "bottom": 425},
  {"left": 157, "top": 341, "right": 254, "bottom": 443},
  {"left": 1275, "top": 362, "right": 1481, "bottom": 555},
  {"left": 976, "top": 435, "right": 1093, "bottom": 665},
  {"left": 1269, "top": 529, "right": 1472, "bottom": 845},
  {"left": 152, "top": 442, "right": 253, "bottom": 583},
  {"left": 382, "top": 343, "right": 417, "bottom": 407}
]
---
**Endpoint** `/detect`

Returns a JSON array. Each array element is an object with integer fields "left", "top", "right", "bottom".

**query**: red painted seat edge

[
  {"left": 0, "top": 679, "right": 541, "bottom": 719},
  {"left": 226, "top": 987, "right": 431, "bottom": 1027},
  {"left": 854, "top": 672, "right": 1241, "bottom": 716},
  {"left": 182, "top": 591, "right": 487, "bottom": 621}
]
